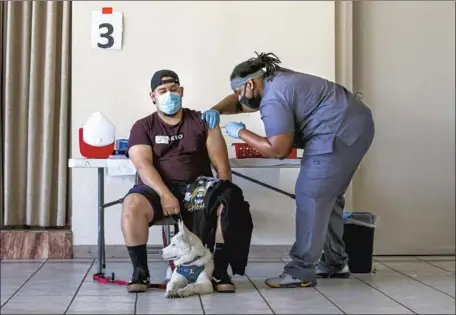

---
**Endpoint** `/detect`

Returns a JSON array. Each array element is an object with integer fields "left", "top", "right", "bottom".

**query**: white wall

[{"left": 71, "top": 1, "right": 335, "bottom": 245}]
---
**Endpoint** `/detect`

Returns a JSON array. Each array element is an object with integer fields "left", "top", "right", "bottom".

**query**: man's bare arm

[
  {"left": 212, "top": 94, "right": 242, "bottom": 115},
  {"left": 206, "top": 125, "right": 232, "bottom": 181},
  {"left": 128, "top": 145, "right": 172, "bottom": 197}
]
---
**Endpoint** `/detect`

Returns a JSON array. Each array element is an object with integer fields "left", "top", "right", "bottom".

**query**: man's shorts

[{"left": 124, "top": 182, "right": 190, "bottom": 227}]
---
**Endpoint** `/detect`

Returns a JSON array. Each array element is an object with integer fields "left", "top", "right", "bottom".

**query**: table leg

[{"left": 97, "top": 167, "right": 105, "bottom": 274}]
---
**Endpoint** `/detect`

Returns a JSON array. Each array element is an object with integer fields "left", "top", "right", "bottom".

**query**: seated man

[{"left": 122, "top": 70, "right": 251, "bottom": 294}]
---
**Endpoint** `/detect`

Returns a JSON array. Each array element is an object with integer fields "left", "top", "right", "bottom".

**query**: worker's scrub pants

[{"left": 284, "top": 132, "right": 374, "bottom": 282}]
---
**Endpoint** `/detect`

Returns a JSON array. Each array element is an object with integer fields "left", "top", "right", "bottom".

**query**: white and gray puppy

[{"left": 162, "top": 219, "right": 214, "bottom": 298}]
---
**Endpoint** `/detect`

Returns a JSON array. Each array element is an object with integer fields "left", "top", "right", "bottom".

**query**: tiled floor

[{"left": 1, "top": 256, "right": 454, "bottom": 314}]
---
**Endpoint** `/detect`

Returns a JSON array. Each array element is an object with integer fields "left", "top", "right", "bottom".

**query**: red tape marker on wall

[{"left": 102, "top": 7, "right": 113, "bottom": 14}]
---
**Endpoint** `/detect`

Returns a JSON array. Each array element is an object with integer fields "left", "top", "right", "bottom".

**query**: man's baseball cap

[{"left": 150, "top": 70, "right": 180, "bottom": 91}]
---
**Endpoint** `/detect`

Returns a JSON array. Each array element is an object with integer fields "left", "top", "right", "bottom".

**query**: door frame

[
  {"left": 334, "top": 1, "right": 356, "bottom": 211},
  {"left": 0, "top": 1, "right": 4, "bottom": 228},
  {"left": 335, "top": 1, "right": 353, "bottom": 91}
]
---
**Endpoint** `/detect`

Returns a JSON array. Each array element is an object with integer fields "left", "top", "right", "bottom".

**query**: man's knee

[{"left": 122, "top": 193, "right": 154, "bottom": 222}]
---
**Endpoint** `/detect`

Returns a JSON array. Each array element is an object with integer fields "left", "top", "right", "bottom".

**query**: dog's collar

[{"left": 179, "top": 255, "right": 202, "bottom": 267}]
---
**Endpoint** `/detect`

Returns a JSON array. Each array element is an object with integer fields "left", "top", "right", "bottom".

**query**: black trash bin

[{"left": 342, "top": 212, "right": 378, "bottom": 273}]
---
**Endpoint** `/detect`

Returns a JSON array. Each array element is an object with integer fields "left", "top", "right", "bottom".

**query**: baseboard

[
  {"left": 1, "top": 229, "right": 73, "bottom": 260},
  {"left": 73, "top": 244, "right": 292, "bottom": 260}
]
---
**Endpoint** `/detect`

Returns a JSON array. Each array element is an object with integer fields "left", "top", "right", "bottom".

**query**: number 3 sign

[{"left": 91, "top": 7, "right": 123, "bottom": 50}]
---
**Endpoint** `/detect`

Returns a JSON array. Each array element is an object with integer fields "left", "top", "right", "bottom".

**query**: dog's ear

[
  {"left": 181, "top": 222, "right": 189, "bottom": 235},
  {"left": 178, "top": 219, "right": 188, "bottom": 236},
  {"left": 179, "top": 220, "right": 192, "bottom": 243}
]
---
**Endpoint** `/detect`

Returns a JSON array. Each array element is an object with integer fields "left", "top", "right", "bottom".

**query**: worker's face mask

[
  {"left": 157, "top": 92, "right": 182, "bottom": 116},
  {"left": 239, "top": 83, "right": 262, "bottom": 110}
]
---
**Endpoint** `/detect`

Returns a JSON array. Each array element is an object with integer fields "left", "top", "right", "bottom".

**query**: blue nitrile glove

[
  {"left": 224, "top": 121, "right": 246, "bottom": 139},
  {"left": 201, "top": 109, "right": 220, "bottom": 129}
]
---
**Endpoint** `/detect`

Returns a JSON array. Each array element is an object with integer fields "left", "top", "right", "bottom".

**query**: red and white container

[{"left": 79, "top": 112, "right": 115, "bottom": 159}]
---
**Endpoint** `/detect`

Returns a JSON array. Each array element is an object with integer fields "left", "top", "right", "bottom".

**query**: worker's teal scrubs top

[{"left": 259, "top": 69, "right": 373, "bottom": 155}]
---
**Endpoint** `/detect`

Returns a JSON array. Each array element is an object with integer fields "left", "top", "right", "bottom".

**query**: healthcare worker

[{"left": 201, "top": 52, "right": 375, "bottom": 288}]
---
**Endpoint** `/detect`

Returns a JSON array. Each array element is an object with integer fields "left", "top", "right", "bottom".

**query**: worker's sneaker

[
  {"left": 264, "top": 273, "right": 317, "bottom": 288},
  {"left": 127, "top": 267, "right": 150, "bottom": 293},
  {"left": 212, "top": 273, "right": 236, "bottom": 293},
  {"left": 316, "top": 263, "right": 351, "bottom": 279}
]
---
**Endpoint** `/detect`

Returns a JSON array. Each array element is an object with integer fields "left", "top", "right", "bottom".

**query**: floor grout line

[
  {"left": 198, "top": 294, "right": 206, "bottom": 315},
  {"left": 133, "top": 293, "right": 138, "bottom": 315},
  {"left": 351, "top": 274, "right": 418, "bottom": 314},
  {"left": 0, "top": 259, "right": 48, "bottom": 308},
  {"left": 245, "top": 274, "right": 276, "bottom": 315},
  {"left": 313, "top": 286, "right": 347, "bottom": 315},
  {"left": 415, "top": 256, "right": 456, "bottom": 274},
  {"left": 63, "top": 259, "right": 96, "bottom": 315},
  {"left": 376, "top": 260, "right": 455, "bottom": 299}
]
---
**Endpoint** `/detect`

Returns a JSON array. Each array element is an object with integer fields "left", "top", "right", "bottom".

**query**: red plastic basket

[{"left": 232, "top": 143, "right": 297, "bottom": 159}]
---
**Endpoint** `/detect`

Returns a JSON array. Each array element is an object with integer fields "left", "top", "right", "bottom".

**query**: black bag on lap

[{"left": 183, "top": 177, "right": 254, "bottom": 276}]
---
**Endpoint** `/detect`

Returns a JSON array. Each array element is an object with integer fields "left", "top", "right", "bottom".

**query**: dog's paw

[
  {"left": 165, "top": 289, "right": 179, "bottom": 298},
  {"left": 176, "top": 285, "right": 195, "bottom": 298}
]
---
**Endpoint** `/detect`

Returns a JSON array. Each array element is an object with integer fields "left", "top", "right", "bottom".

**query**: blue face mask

[{"left": 157, "top": 92, "right": 182, "bottom": 116}]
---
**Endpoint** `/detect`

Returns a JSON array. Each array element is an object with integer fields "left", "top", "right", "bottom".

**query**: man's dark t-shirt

[{"left": 126, "top": 109, "right": 212, "bottom": 184}]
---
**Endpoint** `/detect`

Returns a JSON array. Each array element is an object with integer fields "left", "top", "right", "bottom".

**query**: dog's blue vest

[{"left": 176, "top": 265, "right": 205, "bottom": 283}]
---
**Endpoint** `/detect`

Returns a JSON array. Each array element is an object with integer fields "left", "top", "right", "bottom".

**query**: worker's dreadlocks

[{"left": 230, "top": 52, "right": 282, "bottom": 81}]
